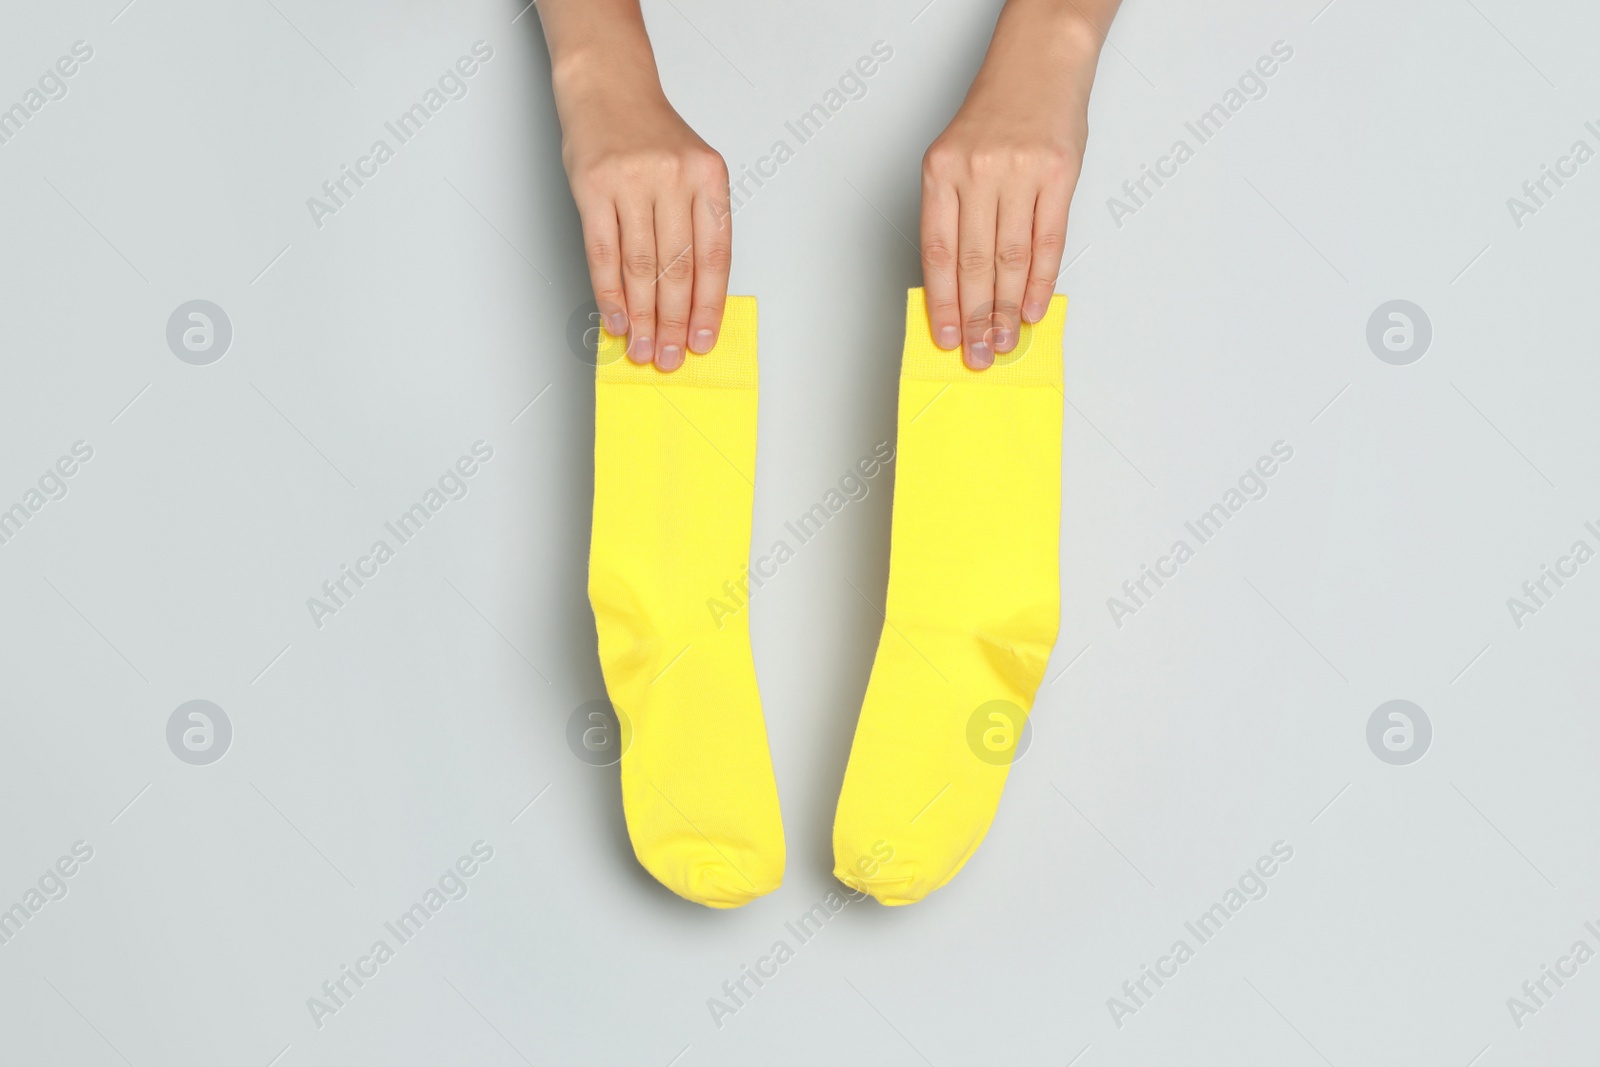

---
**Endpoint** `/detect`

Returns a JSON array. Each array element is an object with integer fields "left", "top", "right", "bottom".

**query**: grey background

[{"left": 1, "top": 0, "right": 1597, "bottom": 1064}]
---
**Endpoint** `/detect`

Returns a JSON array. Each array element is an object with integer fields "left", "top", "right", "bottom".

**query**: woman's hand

[
  {"left": 921, "top": 0, "right": 1116, "bottom": 369},
  {"left": 541, "top": 0, "right": 731, "bottom": 372}
]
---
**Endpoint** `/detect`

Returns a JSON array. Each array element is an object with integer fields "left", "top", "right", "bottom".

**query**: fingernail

[
  {"left": 691, "top": 329, "right": 715, "bottom": 353},
  {"left": 1023, "top": 300, "right": 1045, "bottom": 323},
  {"left": 658, "top": 344, "right": 683, "bottom": 371},
  {"left": 966, "top": 342, "right": 992, "bottom": 370},
  {"left": 937, "top": 325, "right": 960, "bottom": 349},
  {"left": 992, "top": 328, "right": 1015, "bottom": 353},
  {"left": 605, "top": 311, "right": 628, "bottom": 335},
  {"left": 629, "top": 336, "right": 653, "bottom": 364}
]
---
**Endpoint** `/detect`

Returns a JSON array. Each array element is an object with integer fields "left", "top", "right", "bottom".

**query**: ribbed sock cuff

[
  {"left": 899, "top": 287, "right": 1065, "bottom": 385},
  {"left": 597, "top": 297, "right": 758, "bottom": 389}
]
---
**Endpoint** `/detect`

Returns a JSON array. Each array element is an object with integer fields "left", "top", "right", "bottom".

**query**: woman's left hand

[{"left": 920, "top": 0, "right": 1114, "bottom": 369}]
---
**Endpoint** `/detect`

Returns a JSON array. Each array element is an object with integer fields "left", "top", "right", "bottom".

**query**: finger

[
  {"left": 992, "top": 192, "right": 1034, "bottom": 354},
  {"left": 688, "top": 163, "right": 732, "bottom": 354},
  {"left": 688, "top": 155, "right": 736, "bottom": 355},
  {"left": 957, "top": 187, "right": 998, "bottom": 370},
  {"left": 920, "top": 152, "right": 961, "bottom": 351},
  {"left": 1023, "top": 186, "right": 1069, "bottom": 324},
  {"left": 618, "top": 198, "right": 656, "bottom": 365},
  {"left": 578, "top": 201, "right": 628, "bottom": 338},
  {"left": 653, "top": 194, "right": 694, "bottom": 373}
]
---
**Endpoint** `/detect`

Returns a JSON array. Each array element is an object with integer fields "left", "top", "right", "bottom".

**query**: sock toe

[
  {"left": 834, "top": 834, "right": 980, "bottom": 906},
  {"left": 638, "top": 833, "right": 783, "bottom": 910},
  {"left": 689, "top": 858, "right": 779, "bottom": 909},
  {"left": 832, "top": 864, "right": 923, "bottom": 907}
]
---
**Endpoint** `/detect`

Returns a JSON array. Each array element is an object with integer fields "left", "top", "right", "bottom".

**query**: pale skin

[{"left": 538, "top": 0, "right": 1121, "bottom": 372}]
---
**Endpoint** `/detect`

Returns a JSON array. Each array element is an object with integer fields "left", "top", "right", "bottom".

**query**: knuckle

[
  {"left": 922, "top": 239, "right": 956, "bottom": 270},
  {"left": 697, "top": 242, "right": 732, "bottom": 273},
  {"left": 594, "top": 148, "right": 679, "bottom": 184},
  {"left": 660, "top": 252, "right": 695, "bottom": 281},
  {"left": 690, "top": 147, "right": 729, "bottom": 185},
  {"left": 922, "top": 143, "right": 958, "bottom": 181},
  {"left": 623, "top": 252, "right": 658, "bottom": 279},
  {"left": 586, "top": 239, "right": 619, "bottom": 269},
  {"left": 996, "top": 243, "right": 1032, "bottom": 270},
  {"left": 582, "top": 151, "right": 640, "bottom": 185},
  {"left": 958, "top": 248, "right": 992, "bottom": 276},
  {"left": 1033, "top": 229, "right": 1067, "bottom": 255},
  {"left": 968, "top": 148, "right": 1000, "bottom": 173},
  {"left": 570, "top": 158, "right": 609, "bottom": 188},
  {"left": 642, "top": 149, "right": 683, "bottom": 179}
]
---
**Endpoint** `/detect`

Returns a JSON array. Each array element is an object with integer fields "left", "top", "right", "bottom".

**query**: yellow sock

[
  {"left": 589, "top": 297, "right": 784, "bottom": 909},
  {"left": 832, "top": 288, "right": 1065, "bottom": 905}
]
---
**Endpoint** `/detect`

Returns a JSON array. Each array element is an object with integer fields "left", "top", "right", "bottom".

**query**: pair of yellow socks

[{"left": 588, "top": 289, "right": 1065, "bottom": 908}]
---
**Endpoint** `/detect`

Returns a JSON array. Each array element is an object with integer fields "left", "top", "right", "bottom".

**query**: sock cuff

[
  {"left": 597, "top": 297, "right": 758, "bottom": 389},
  {"left": 899, "top": 287, "right": 1066, "bottom": 385}
]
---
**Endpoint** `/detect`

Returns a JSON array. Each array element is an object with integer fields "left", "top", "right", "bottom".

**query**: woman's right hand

[{"left": 544, "top": 5, "right": 731, "bottom": 373}]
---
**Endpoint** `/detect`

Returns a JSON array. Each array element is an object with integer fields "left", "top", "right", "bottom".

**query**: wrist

[
  {"left": 956, "top": 0, "right": 1101, "bottom": 126},
  {"left": 552, "top": 55, "right": 671, "bottom": 141},
  {"left": 990, "top": 0, "right": 1104, "bottom": 85},
  {"left": 552, "top": 36, "right": 660, "bottom": 99},
  {"left": 544, "top": 0, "right": 663, "bottom": 107}
]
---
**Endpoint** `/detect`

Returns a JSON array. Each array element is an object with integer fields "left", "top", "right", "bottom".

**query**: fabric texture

[
  {"left": 832, "top": 287, "right": 1066, "bottom": 905},
  {"left": 589, "top": 297, "right": 785, "bottom": 909}
]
